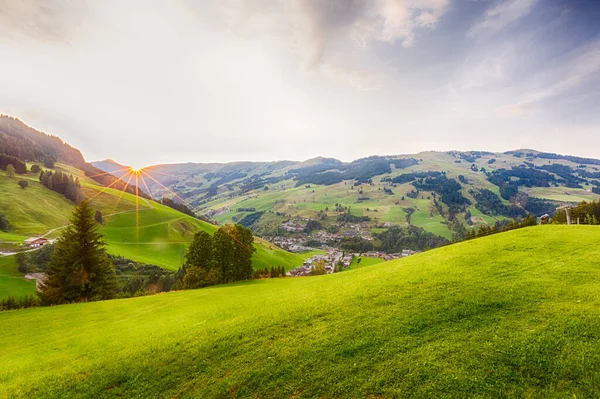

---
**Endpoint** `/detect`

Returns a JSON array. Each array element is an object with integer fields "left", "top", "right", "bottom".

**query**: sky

[{"left": 0, "top": 0, "right": 599, "bottom": 168}]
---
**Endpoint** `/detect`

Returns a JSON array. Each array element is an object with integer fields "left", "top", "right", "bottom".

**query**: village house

[{"left": 24, "top": 237, "right": 48, "bottom": 248}]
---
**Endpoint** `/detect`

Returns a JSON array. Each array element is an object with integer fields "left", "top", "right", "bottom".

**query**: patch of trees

[
  {"left": 291, "top": 156, "right": 418, "bottom": 186},
  {"left": 338, "top": 237, "right": 374, "bottom": 252},
  {"left": 205, "top": 171, "right": 248, "bottom": 197},
  {"left": 0, "top": 211, "right": 12, "bottom": 232},
  {"left": 237, "top": 207, "right": 256, "bottom": 212},
  {"left": 304, "top": 219, "right": 322, "bottom": 233},
  {"left": 523, "top": 197, "right": 557, "bottom": 216},
  {"left": 383, "top": 187, "right": 394, "bottom": 195},
  {"left": 473, "top": 189, "right": 528, "bottom": 218},
  {"left": 161, "top": 197, "right": 197, "bottom": 218},
  {"left": 15, "top": 243, "right": 55, "bottom": 273},
  {"left": 391, "top": 171, "right": 436, "bottom": 184},
  {"left": 179, "top": 225, "right": 256, "bottom": 289},
  {"left": 538, "top": 164, "right": 584, "bottom": 188},
  {"left": 403, "top": 207, "right": 415, "bottom": 224},
  {"left": 536, "top": 152, "right": 600, "bottom": 166},
  {"left": 337, "top": 210, "right": 371, "bottom": 223},
  {"left": 1, "top": 295, "right": 41, "bottom": 311},
  {"left": 252, "top": 266, "right": 286, "bottom": 279},
  {"left": 553, "top": 201, "right": 600, "bottom": 225},
  {"left": 488, "top": 158, "right": 496, "bottom": 164},
  {"left": 504, "top": 151, "right": 537, "bottom": 159},
  {"left": 39, "top": 170, "right": 84, "bottom": 203},
  {"left": 238, "top": 211, "right": 265, "bottom": 228},
  {"left": 110, "top": 255, "right": 180, "bottom": 296},
  {"left": 240, "top": 174, "right": 285, "bottom": 192},
  {"left": 406, "top": 189, "right": 419, "bottom": 199},
  {"left": 593, "top": 187, "right": 600, "bottom": 195},
  {"left": 472, "top": 189, "right": 507, "bottom": 216},
  {"left": 375, "top": 225, "right": 449, "bottom": 252},
  {"left": 0, "top": 115, "right": 86, "bottom": 167},
  {"left": 412, "top": 173, "right": 471, "bottom": 211},
  {"left": 0, "top": 153, "right": 27, "bottom": 174},
  {"left": 487, "top": 167, "right": 556, "bottom": 200},
  {"left": 577, "top": 169, "right": 600, "bottom": 179}
]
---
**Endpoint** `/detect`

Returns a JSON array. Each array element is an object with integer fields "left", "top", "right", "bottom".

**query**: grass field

[
  {"left": 2, "top": 225, "right": 599, "bottom": 398},
  {"left": 0, "top": 256, "right": 36, "bottom": 300}
]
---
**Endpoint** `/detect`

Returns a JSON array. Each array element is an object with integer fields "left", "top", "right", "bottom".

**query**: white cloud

[{"left": 469, "top": 0, "right": 538, "bottom": 36}]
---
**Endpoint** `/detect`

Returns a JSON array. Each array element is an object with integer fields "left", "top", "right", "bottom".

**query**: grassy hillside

[
  {"left": 1, "top": 225, "right": 599, "bottom": 398},
  {"left": 0, "top": 165, "right": 311, "bottom": 273}
]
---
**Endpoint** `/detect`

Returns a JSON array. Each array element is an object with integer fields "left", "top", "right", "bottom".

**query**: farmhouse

[{"left": 24, "top": 237, "right": 48, "bottom": 248}]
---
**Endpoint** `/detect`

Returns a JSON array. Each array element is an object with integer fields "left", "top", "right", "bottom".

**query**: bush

[
  {"left": 0, "top": 211, "right": 11, "bottom": 232},
  {"left": 18, "top": 180, "right": 28, "bottom": 189},
  {"left": 30, "top": 164, "right": 41, "bottom": 173},
  {"left": 44, "top": 158, "right": 55, "bottom": 168}
]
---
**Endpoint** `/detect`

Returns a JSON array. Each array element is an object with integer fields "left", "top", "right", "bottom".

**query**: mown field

[{"left": 1, "top": 225, "right": 599, "bottom": 398}]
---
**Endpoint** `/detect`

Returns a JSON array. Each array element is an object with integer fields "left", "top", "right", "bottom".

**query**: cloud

[
  {"left": 468, "top": 0, "right": 538, "bottom": 36},
  {"left": 0, "top": 0, "right": 84, "bottom": 42},
  {"left": 499, "top": 40, "right": 600, "bottom": 115},
  {"left": 184, "top": 0, "right": 450, "bottom": 88}
]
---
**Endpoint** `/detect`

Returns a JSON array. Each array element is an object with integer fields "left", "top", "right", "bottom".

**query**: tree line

[
  {"left": 39, "top": 170, "right": 84, "bottom": 204},
  {"left": 553, "top": 201, "right": 600, "bottom": 225},
  {"left": 464, "top": 215, "right": 538, "bottom": 240}
]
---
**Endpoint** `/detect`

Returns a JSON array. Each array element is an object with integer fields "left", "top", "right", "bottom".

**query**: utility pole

[{"left": 565, "top": 207, "right": 571, "bottom": 225}]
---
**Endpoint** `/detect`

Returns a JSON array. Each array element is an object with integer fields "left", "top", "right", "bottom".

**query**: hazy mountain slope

[{"left": 1, "top": 225, "right": 599, "bottom": 398}]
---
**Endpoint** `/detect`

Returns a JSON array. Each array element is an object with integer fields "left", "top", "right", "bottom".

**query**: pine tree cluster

[{"left": 39, "top": 170, "right": 84, "bottom": 203}]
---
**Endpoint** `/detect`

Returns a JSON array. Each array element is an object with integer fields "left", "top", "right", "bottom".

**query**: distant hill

[
  {"left": 2, "top": 225, "right": 600, "bottom": 397},
  {"left": 95, "top": 150, "right": 600, "bottom": 241},
  {"left": 0, "top": 115, "right": 86, "bottom": 167}
]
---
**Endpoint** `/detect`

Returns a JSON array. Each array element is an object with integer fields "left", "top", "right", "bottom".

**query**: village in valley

[{"left": 267, "top": 217, "right": 418, "bottom": 276}]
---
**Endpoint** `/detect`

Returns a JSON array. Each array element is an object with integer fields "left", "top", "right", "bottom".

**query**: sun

[{"left": 128, "top": 164, "right": 145, "bottom": 173}]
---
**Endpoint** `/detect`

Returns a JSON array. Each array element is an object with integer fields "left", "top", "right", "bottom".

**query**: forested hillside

[{"left": 0, "top": 115, "right": 85, "bottom": 167}]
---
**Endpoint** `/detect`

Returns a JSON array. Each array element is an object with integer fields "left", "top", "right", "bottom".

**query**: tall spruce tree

[{"left": 42, "top": 201, "right": 116, "bottom": 303}]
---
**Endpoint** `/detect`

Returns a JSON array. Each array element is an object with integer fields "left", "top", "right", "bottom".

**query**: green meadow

[
  {"left": 0, "top": 166, "right": 310, "bottom": 275},
  {"left": 2, "top": 225, "right": 599, "bottom": 398},
  {"left": 0, "top": 256, "right": 35, "bottom": 300}
]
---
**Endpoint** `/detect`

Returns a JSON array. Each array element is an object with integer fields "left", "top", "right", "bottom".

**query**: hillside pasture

[{"left": 1, "top": 226, "right": 600, "bottom": 397}]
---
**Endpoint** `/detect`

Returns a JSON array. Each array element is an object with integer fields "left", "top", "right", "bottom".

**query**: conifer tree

[{"left": 41, "top": 201, "right": 116, "bottom": 303}]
